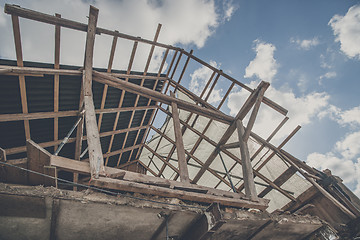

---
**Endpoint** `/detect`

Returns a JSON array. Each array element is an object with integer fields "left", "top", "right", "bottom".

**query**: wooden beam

[
  {"left": 54, "top": 13, "right": 61, "bottom": 152},
  {"left": 4, "top": 4, "right": 179, "bottom": 51},
  {"left": 170, "top": 92, "right": 190, "bottom": 183},
  {"left": 243, "top": 83, "right": 267, "bottom": 142},
  {"left": 91, "top": 177, "right": 268, "bottom": 210},
  {"left": 236, "top": 119, "right": 258, "bottom": 201},
  {"left": 0, "top": 147, "right": 6, "bottom": 162},
  {"left": 0, "top": 106, "right": 156, "bottom": 122},
  {"left": 11, "top": 15, "right": 30, "bottom": 140},
  {"left": 0, "top": 65, "right": 168, "bottom": 81},
  {"left": 26, "top": 140, "right": 55, "bottom": 186},
  {"left": 82, "top": 6, "right": 104, "bottom": 178},
  {"left": 258, "top": 166, "right": 297, "bottom": 198},
  {"left": 92, "top": 71, "right": 234, "bottom": 124}
]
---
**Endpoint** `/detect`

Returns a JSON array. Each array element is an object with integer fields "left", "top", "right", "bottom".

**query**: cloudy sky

[{"left": 0, "top": 0, "right": 359, "bottom": 196}]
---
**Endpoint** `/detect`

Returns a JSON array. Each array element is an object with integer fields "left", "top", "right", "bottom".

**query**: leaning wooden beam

[
  {"left": 53, "top": 13, "right": 61, "bottom": 151},
  {"left": 191, "top": 81, "right": 269, "bottom": 184},
  {"left": 236, "top": 120, "right": 258, "bottom": 201},
  {"left": 26, "top": 140, "right": 55, "bottom": 186},
  {"left": 82, "top": 6, "right": 104, "bottom": 178},
  {"left": 11, "top": 15, "right": 30, "bottom": 140},
  {"left": 243, "top": 83, "right": 267, "bottom": 142},
  {"left": 92, "top": 71, "right": 233, "bottom": 124},
  {"left": 170, "top": 92, "right": 190, "bottom": 183}
]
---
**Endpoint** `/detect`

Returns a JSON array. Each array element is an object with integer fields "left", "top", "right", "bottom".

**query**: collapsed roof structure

[{"left": 0, "top": 4, "right": 359, "bottom": 240}]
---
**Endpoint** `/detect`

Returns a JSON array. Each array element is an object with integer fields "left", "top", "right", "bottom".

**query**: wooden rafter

[
  {"left": 53, "top": 13, "right": 61, "bottom": 151},
  {"left": 105, "top": 41, "right": 138, "bottom": 165},
  {"left": 11, "top": 15, "right": 30, "bottom": 140},
  {"left": 170, "top": 91, "right": 190, "bottom": 183}
]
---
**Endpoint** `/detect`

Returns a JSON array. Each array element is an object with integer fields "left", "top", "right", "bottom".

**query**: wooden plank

[
  {"left": 170, "top": 92, "right": 190, "bottom": 183},
  {"left": 26, "top": 140, "right": 55, "bottom": 186},
  {"left": 0, "top": 65, "right": 168, "bottom": 80},
  {"left": 0, "top": 147, "right": 6, "bottom": 162},
  {"left": 54, "top": 13, "right": 61, "bottom": 152},
  {"left": 91, "top": 177, "right": 268, "bottom": 210},
  {"left": 236, "top": 119, "right": 258, "bottom": 201},
  {"left": 258, "top": 166, "right": 297, "bottom": 198},
  {"left": 243, "top": 84, "right": 267, "bottom": 142},
  {"left": 204, "top": 71, "right": 220, "bottom": 102},
  {"left": 11, "top": 14, "right": 30, "bottom": 140},
  {"left": 50, "top": 154, "right": 252, "bottom": 201},
  {"left": 82, "top": 6, "right": 104, "bottom": 178},
  {"left": 93, "top": 71, "right": 234, "bottom": 124}
]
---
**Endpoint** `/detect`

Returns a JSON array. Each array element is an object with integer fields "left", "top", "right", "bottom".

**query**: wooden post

[
  {"left": 11, "top": 15, "right": 30, "bottom": 140},
  {"left": 53, "top": 13, "right": 61, "bottom": 152},
  {"left": 170, "top": 92, "right": 190, "bottom": 183},
  {"left": 236, "top": 120, "right": 258, "bottom": 201},
  {"left": 82, "top": 6, "right": 104, "bottom": 178}
]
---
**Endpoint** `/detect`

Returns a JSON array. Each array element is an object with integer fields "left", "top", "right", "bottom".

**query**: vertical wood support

[
  {"left": 236, "top": 119, "right": 258, "bottom": 201},
  {"left": 54, "top": 13, "right": 61, "bottom": 152},
  {"left": 11, "top": 15, "right": 30, "bottom": 140},
  {"left": 170, "top": 91, "right": 190, "bottom": 183},
  {"left": 83, "top": 6, "right": 104, "bottom": 178}
]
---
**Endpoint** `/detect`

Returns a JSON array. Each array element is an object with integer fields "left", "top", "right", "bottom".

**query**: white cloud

[
  {"left": 336, "top": 131, "right": 360, "bottom": 159},
  {"left": 291, "top": 37, "right": 320, "bottom": 50},
  {"left": 189, "top": 60, "right": 222, "bottom": 104},
  {"left": 0, "top": 0, "right": 236, "bottom": 71},
  {"left": 329, "top": 4, "right": 360, "bottom": 59},
  {"left": 307, "top": 152, "right": 360, "bottom": 187},
  {"left": 244, "top": 40, "right": 278, "bottom": 83},
  {"left": 222, "top": 0, "right": 238, "bottom": 22},
  {"left": 310, "top": 105, "right": 360, "bottom": 197},
  {"left": 319, "top": 71, "right": 337, "bottom": 85},
  {"left": 318, "top": 105, "right": 360, "bottom": 127}
]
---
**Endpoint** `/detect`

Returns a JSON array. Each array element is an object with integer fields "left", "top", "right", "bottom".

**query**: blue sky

[{"left": 0, "top": 0, "right": 359, "bottom": 196}]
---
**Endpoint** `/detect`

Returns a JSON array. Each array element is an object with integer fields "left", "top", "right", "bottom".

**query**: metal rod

[
  {"left": 80, "top": 147, "right": 88, "bottom": 158},
  {"left": 218, "top": 151, "right": 236, "bottom": 192},
  {"left": 54, "top": 110, "right": 85, "bottom": 156}
]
